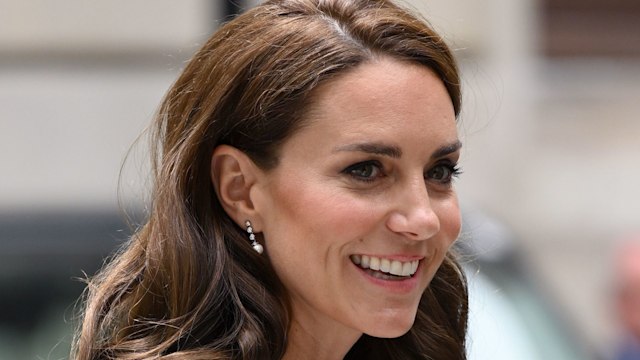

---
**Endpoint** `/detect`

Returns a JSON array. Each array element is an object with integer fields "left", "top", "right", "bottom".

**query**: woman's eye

[
  {"left": 343, "top": 161, "right": 383, "bottom": 182},
  {"left": 426, "top": 163, "right": 461, "bottom": 184}
]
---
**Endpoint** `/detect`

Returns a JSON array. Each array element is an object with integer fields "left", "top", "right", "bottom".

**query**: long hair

[{"left": 72, "top": 0, "right": 467, "bottom": 359}]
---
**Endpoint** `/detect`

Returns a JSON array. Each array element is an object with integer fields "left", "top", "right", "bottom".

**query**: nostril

[{"left": 386, "top": 205, "right": 440, "bottom": 240}]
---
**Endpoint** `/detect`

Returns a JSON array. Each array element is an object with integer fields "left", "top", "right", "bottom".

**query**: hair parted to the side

[{"left": 72, "top": 0, "right": 467, "bottom": 359}]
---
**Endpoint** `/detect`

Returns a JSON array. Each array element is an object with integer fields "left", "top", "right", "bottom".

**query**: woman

[{"left": 73, "top": 0, "right": 468, "bottom": 359}]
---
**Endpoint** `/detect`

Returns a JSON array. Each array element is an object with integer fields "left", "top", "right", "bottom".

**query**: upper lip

[
  {"left": 350, "top": 254, "right": 422, "bottom": 276},
  {"left": 350, "top": 254, "right": 425, "bottom": 261}
]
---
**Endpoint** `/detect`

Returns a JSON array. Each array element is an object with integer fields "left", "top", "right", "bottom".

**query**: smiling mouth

[{"left": 350, "top": 255, "right": 419, "bottom": 280}]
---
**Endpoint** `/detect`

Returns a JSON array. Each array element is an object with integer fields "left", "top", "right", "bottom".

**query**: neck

[{"left": 282, "top": 317, "right": 361, "bottom": 360}]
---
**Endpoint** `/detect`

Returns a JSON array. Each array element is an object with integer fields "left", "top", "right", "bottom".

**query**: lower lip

[{"left": 352, "top": 260, "right": 422, "bottom": 294}]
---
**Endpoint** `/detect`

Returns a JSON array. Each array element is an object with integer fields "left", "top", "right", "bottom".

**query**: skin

[
  {"left": 214, "top": 56, "right": 462, "bottom": 359},
  {"left": 616, "top": 242, "right": 640, "bottom": 340}
]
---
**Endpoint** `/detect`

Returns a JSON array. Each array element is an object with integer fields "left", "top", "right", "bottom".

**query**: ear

[{"left": 210, "top": 145, "right": 263, "bottom": 229}]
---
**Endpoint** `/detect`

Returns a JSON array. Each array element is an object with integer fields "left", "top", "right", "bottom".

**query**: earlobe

[{"left": 210, "top": 145, "right": 261, "bottom": 227}]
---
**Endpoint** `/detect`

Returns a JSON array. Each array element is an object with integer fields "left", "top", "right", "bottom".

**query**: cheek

[
  {"left": 435, "top": 195, "right": 461, "bottom": 245},
  {"left": 260, "top": 178, "right": 379, "bottom": 297},
  {"left": 271, "top": 179, "right": 378, "bottom": 243}
]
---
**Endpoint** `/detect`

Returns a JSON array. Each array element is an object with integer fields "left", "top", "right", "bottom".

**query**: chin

[{"left": 362, "top": 311, "right": 417, "bottom": 339}]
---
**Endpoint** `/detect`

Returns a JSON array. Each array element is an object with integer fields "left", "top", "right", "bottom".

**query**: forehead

[{"left": 293, "top": 57, "right": 458, "bottom": 149}]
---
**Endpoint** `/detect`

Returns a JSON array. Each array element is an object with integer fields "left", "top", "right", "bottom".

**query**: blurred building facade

[{"left": 1, "top": 0, "right": 639, "bottom": 358}]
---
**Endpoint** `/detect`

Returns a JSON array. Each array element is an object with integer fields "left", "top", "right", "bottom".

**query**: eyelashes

[
  {"left": 343, "top": 160, "right": 384, "bottom": 183},
  {"left": 426, "top": 162, "right": 462, "bottom": 184},
  {"left": 342, "top": 160, "right": 461, "bottom": 185}
]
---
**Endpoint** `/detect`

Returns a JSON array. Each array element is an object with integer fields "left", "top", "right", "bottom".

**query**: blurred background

[{"left": 1, "top": 0, "right": 638, "bottom": 358}]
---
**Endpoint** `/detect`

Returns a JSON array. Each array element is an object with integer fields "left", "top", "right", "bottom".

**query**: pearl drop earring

[{"left": 245, "top": 220, "right": 263, "bottom": 254}]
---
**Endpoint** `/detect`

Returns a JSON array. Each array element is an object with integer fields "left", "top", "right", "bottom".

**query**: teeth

[
  {"left": 401, "top": 262, "right": 411, "bottom": 276},
  {"left": 361, "top": 255, "right": 370, "bottom": 268},
  {"left": 380, "top": 259, "right": 390, "bottom": 272},
  {"left": 369, "top": 257, "right": 380, "bottom": 271},
  {"left": 391, "top": 260, "right": 403, "bottom": 275},
  {"left": 350, "top": 255, "right": 419, "bottom": 277}
]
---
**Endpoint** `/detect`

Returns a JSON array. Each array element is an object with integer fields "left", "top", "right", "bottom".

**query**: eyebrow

[
  {"left": 333, "top": 140, "right": 462, "bottom": 159},
  {"left": 333, "top": 142, "right": 402, "bottom": 158},
  {"left": 431, "top": 140, "right": 463, "bottom": 159}
]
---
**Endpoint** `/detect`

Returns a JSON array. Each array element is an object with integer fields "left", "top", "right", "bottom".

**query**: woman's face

[{"left": 252, "top": 57, "right": 461, "bottom": 341}]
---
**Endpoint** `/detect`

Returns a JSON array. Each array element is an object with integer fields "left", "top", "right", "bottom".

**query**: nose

[{"left": 386, "top": 179, "right": 440, "bottom": 241}]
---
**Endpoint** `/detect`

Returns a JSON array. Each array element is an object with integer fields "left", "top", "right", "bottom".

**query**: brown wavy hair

[{"left": 72, "top": 0, "right": 468, "bottom": 359}]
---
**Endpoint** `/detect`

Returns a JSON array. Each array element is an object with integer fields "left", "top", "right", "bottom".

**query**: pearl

[{"left": 252, "top": 243, "right": 264, "bottom": 254}]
